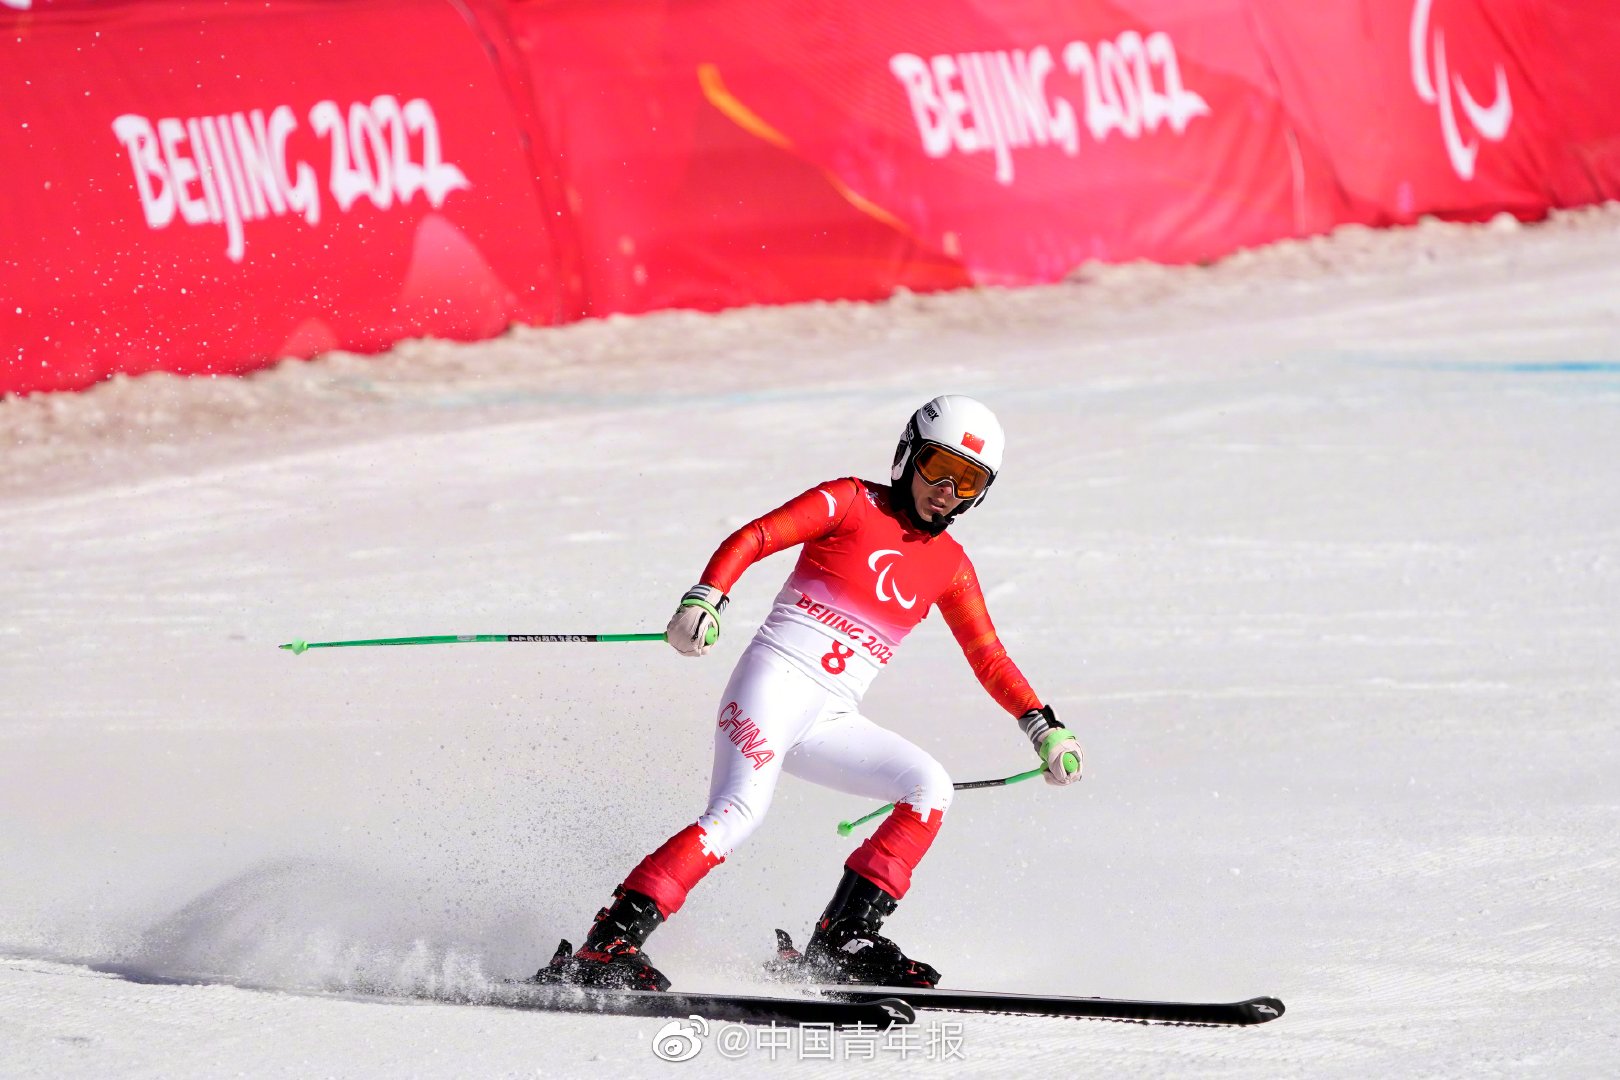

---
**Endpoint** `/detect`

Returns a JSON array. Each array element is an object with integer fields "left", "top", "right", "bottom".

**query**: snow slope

[{"left": 3, "top": 207, "right": 1618, "bottom": 1077}]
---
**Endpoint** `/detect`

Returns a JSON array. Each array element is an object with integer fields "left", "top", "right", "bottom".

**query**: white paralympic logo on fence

[{"left": 1409, "top": 0, "right": 1512, "bottom": 181}]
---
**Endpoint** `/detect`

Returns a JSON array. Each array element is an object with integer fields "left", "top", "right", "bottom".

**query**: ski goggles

[{"left": 913, "top": 442, "right": 994, "bottom": 499}]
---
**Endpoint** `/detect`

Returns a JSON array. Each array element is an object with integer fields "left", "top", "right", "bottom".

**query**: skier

[{"left": 534, "top": 395, "right": 1083, "bottom": 991}]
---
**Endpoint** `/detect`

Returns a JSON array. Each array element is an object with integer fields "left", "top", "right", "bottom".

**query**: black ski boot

[
  {"left": 531, "top": 886, "right": 671, "bottom": 992},
  {"left": 801, "top": 869, "right": 940, "bottom": 988}
]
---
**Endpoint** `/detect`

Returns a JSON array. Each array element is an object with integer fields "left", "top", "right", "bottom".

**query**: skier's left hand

[
  {"left": 1037, "top": 728, "right": 1084, "bottom": 786},
  {"left": 1018, "top": 704, "right": 1084, "bottom": 786}
]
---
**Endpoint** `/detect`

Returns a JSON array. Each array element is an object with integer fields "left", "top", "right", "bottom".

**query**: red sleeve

[
  {"left": 937, "top": 553, "right": 1042, "bottom": 718},
  {"left": 699, "top": 478, "right": 862, "bottom": 592}
]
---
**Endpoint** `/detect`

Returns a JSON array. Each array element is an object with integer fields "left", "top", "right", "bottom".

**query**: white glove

[
  {"left": 1018, "top": 704, "right": 1084, "bottom": 786},
  {"left": 665, "top": 584, "right": 728, "bottom": 657}
]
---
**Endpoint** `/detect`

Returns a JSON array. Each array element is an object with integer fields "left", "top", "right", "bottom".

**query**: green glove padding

[
  {"left": 679, "top": 594, "right": 723, "bottom": 646},
  {"left": 1039, "top": 728, "right": 1082, "bottom": 777}
]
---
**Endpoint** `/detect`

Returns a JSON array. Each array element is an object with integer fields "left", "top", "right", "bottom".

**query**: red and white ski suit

[{"left": 623, "top": 478, "right": 1042, "bottom": 917}]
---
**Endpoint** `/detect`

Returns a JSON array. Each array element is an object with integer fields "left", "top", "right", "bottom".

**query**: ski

[
  {"left": 768, "top": 930, "right": 1282, "bottom": 1026},
  {"left": 95, "top": 960, "right": 913, "bottom": 1030},
  {"left": 817, "top": 985, "right": 1283, "bottom": 1026},
  {"left": 490, "top": 981, "right": 916, "bottom": 1028}
]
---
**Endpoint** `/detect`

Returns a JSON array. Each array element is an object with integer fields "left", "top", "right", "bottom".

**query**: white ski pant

[
  {"left": 704, "top": 642, "right": 953, "bottom": 850},
  {"left": 623, "top": 643, "right": 954, "bottom": 916}
]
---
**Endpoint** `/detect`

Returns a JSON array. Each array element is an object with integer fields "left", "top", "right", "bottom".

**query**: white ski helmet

[{"left": 889, "top": 394, "right": 1005, "bottom": 532}]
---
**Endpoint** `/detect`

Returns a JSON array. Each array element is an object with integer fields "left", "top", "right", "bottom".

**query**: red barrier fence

[
  {"left": 4, "top": 0, "right": 1619, "bottom": 395},
  {"left": 1, "top": 0, "right": 575, "bottom": 394}
]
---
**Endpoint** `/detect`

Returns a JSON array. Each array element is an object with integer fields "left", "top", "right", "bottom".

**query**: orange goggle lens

[{"left": 913, "top": 442, "right": 993, "bottom": 499}]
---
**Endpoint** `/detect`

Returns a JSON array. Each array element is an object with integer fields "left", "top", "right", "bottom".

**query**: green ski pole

[
  {"left": 835, "top": 765, "right": 1046, "bottom": 836},
  {"left": 280, "top": 632, "right": 666, "bottom": 654}
]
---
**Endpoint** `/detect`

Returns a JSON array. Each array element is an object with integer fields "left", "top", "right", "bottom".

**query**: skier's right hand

[{"left": 665, "top": 584, "right": 729, "bottom": 657}]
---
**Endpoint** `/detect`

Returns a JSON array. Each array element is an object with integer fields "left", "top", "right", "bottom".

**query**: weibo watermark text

[{"left": 650, "top": 1015, "right": 966, "bottom": 1062}]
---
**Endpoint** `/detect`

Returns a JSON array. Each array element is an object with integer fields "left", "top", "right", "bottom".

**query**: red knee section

[
  {"left": 622, "top": 823, "right": 724, "bottom": 918},
  {"left": 844, "top": 802, "right": 943, "bottom": 900}
]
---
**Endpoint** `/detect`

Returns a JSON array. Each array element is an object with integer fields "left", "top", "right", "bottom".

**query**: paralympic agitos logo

[
  {"left": 868, "top": 549, "right": 916, "bottom": 610},
  {"left": 1409, "top": 0, "right": 1512, "bottom": 181}
]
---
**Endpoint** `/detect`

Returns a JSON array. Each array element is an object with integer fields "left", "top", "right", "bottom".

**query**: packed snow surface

[{"left": 3, "top": 208, "right": 1618, "bottom": 1077}]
